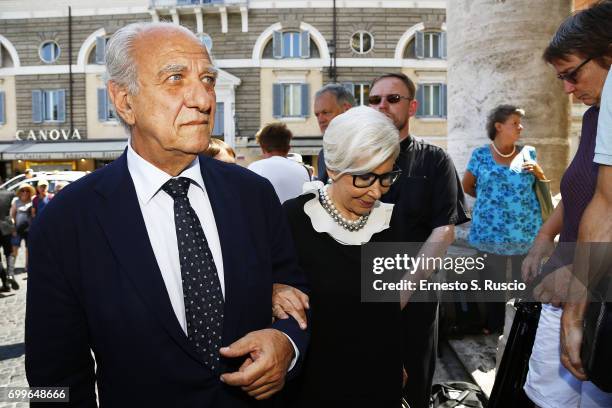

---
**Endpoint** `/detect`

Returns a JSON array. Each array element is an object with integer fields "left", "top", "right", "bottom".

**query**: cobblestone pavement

[
  {"left": 0, "top": 271, "right": 28, "bottom": 408},
  {"left": 0, "top": 243, "right": 28, "bottom": 408}
]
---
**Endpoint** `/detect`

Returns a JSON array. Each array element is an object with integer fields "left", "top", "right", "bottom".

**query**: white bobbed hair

[{"left": 324, "top": 106, "right": 400, "bottom": 176}]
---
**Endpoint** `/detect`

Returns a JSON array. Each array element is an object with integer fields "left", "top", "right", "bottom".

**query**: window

[
  {"left": 212, "top": 102, "right": 224, "bottom": 136},
  {"left": 97, "top": 88, "right": 117, "bottom": 122},
  {"left": 416, "top": 84, "right": 447, "bottom": 118},
  {"left": 95, "top": 36, "right": 111, "bottom": 64},
  {"left": 39, "top": 41, "right": 60, "bottom": 63},
  {"left": 272, "top": 30, "right": 310, "bottom": 59},
  {"left": 340, "top": 83, "right": 369, "bottom": 106},
  {"left": 414, "top": 31, "right": 446, "bottom": 59},
  {"left": 350, "top": 31, "right": 373, "bottom": 54},
  {"left": 32, "top": 90, "right": 66, "bottom": 123},
  {"left": 353, "top": 83, "right": 370, "bottom": 105},
  {"left": 0, "top": 92, "right": 5, "bottom": 125},
  {"left": 272, "top": 83, "right": 309, "bottom": 118}
]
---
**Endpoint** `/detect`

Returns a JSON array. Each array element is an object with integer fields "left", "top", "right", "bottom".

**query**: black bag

[
  {"left": 488, "top": 301, "right": 541, "bottom": 408},
  {"left": 16, "top": 221, "right": 30, "bottom": 235},
  {"left": 431, "top": 381, "right": 487, "bottom": 408},
  {"left": 581, "top": 277, "right": 612, "bottom": 392}
]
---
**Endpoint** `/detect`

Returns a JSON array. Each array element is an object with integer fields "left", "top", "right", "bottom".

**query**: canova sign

[{"left": 15, "top": 129, "right": 82, "bottom": 141}]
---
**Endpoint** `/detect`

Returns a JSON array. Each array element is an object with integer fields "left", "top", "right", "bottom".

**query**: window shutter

[
  {"left": 32, "top": 90, "right": 43, "bottom": 123},
  {"left": 95, "top": 36, "right": 106, "bottom": 64},
  {"left": 57, "top": 89, "right": 66, "bottom": 122},
  {"left": 97, "top": 88, "right": 108, "bottom": 121},
  {"left": 0, "top": 92, "right": 5, "bottom": 124},
  {"left": 416, "top": 85, "right": 424, "bottom": 117},
  {"left": 300, "top": 30, "right": 310, "bottom": 58},
  {"left": 273, "top": 84, "right": 282, "bottom": 117},
  {"left": 440, "top": 84, "right": 447, "bottom": 117},
  {"left": 300, "top": 84, "right": 309, "bottom": 117},
  {"left": 415, "top": 31, "right": 424, "bottom": 59},
  {"left": 272, "top": 31, "right": 282, "bottom": 59},
  {"left": 341, "top": 82, "right": 355, "bottom": 95},
  {"left": 213, "top": 102, "right": 224, "bottom": 136},
  {"left": 439, "top": 32, "right": 447, "bottom": 59}
]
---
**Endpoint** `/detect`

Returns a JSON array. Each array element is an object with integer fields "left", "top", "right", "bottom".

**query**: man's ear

[
  {"left": 107, "top": 81, "right": 135, "bottom": 126},
  {"left": 408, "top": 98, "right": 418, "bottom": 118},
  {"left": 342, "top": 102, "right": 352, "bottom": 112}
]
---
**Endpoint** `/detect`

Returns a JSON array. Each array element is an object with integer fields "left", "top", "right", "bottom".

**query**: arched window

[
  {"left": 404, "top": 31, "right": 446, "bottom": 59},
  {"left": 262, "top": 30, "right": 319, "bottom": 59}
]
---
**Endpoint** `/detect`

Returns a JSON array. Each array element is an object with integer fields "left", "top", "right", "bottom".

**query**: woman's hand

[
  {"left": 532, "top": 264, "right": 572, "bottom": 307},
  {"left": 522, "top": 161, "right": 546, "bottom": 180},
  {"left": 521, "top": 238, "right": 555, "bottom": 283},
  {"left": 272, "top": 284, "right": 309, "bottom": 330}
]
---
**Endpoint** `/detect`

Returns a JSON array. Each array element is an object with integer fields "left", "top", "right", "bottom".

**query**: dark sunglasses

[
  {"left": 352, "top": 168, "right": 402, "bottom": 188},
  {"left": 368, "top": 94, "right": 412, "bottom": 105},
  {"left": 557, "top": 58, "right": 591, "bottom": 84}
]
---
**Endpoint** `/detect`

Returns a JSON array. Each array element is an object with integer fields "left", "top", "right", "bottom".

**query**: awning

[{"left": 0, "top": 140, "right": 128, "bottom": 160}]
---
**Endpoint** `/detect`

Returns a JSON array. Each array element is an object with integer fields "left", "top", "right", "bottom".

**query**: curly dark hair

[{"left": 486, "top": 105, "right": 525, "bottom": 141}]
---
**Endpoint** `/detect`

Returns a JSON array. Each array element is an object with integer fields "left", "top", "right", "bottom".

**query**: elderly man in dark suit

[{"left": 25, "top": 22, "right": 308, "bottom": 407}]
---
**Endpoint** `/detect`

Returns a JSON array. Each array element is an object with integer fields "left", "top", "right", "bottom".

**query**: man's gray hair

[
  {"left": 104, "top": 22, "right": 202, "bottom": 129},
  {"left": 315, "top": 83, "right": 356, "bottom": 107},
  {"left": 324, "top": 106, "right": 399, "bottom": 176}
]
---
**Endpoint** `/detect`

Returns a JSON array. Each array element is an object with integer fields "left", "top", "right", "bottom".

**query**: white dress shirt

[
  {"left": 127, "top": 143, "right": 225, "bottom": 335},
  {"left": 126, "top": 143, "right": 298, "bottom": 367}
]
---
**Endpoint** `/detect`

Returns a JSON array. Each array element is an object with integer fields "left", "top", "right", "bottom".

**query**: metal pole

[
  {"left": 68, "top": 6, "right": 74, "bottom": 136},
  {"left": 332, "top": 0, "right": 337, "bottom": 82}
]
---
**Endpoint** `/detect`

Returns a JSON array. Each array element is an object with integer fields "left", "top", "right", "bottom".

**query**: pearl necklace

[
  {"left": 491, "top": 142, "right": 516, "bottom": 158},
  {"left": 318, "top": 186, "right": 369, "bottom": 232}
]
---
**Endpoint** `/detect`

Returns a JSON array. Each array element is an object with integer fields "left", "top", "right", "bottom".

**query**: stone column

[{"left": 446, "top": 0, "right": 572, "bottom": 194}]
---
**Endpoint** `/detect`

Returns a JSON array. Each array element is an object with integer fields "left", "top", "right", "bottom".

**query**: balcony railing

[{"left": 151, "top": 0, "right": 245, "bottom": 6}]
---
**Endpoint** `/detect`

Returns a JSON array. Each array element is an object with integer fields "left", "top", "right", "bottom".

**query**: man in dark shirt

[{"left": 369, "top": 73, "right": 469, "bottom": 408}]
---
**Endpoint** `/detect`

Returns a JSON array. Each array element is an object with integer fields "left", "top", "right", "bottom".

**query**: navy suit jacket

[{"left": 25, "top": 152, "right": 309, "bottom": 407}]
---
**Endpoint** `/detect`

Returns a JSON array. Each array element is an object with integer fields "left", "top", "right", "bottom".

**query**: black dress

[{"left": 282, "top": 193, "right": 403, "bottom": 408}]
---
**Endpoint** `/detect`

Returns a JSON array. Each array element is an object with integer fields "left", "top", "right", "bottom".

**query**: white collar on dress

[{"left": 301, "top": 180, "right": 394, "bottom": 245}]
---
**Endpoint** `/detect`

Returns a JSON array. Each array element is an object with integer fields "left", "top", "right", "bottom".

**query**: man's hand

[
  {"left": 560, "top": 301, "right": 588, "bottom": 381},
  {"left": 220, "top": 329, "right": 294, "bottom": 400},
  {"left": 532, "top": 265, "right": 572, "bottom": 307},
  {"left": 272, "top": 283, "right": 309, "bottom": 329},
  {"left": 522, "top": 239, "right": 555, "bottom": 283}
]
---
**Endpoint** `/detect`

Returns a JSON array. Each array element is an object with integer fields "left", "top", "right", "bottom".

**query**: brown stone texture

[{"left": 16, "top": 74, "right": 87, "bottom": 137}]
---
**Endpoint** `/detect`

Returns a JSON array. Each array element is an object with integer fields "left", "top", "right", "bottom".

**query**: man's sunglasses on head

[
  {"left": 557, "top": 57, "right": 591, "bottom": 85},
  {"left": 368, "top": 94, "right": 412, "bottom": 105}
]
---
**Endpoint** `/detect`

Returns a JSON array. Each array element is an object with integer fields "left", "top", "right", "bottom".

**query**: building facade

[{"left": 0, "top": 0, "right": 448, "bottom": 177}]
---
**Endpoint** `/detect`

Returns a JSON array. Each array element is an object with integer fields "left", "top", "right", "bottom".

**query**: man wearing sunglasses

[
  {"left": 369, "top": 73, "right": 470, "bottom": 408},
  {"left": 538, "top": 0, "right": 612, "bottom": 397}
]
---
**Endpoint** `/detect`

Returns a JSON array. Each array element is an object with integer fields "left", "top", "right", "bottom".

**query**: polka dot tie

[{"left": 162, "top": 177, "right": 224, "bottom": 371}]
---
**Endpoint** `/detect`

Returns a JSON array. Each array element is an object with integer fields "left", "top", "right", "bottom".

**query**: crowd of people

[
  {"left": 0, "top": 174, "right": 59, "bottom": 293},
  {"left": 18, "top": 1, "right": 612, "bottom": 407}
]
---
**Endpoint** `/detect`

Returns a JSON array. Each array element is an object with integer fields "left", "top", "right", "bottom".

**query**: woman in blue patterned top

[{"left": 462, "top": 104, "right": 548, "bottom": 333}]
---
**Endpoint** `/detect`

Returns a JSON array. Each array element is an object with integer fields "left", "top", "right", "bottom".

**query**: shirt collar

[
  {"left": 400, "top": 135, "right": 414, "bottom": 152},
  {"left": 126, "top": 141, "right": 205, "bottom": 206}
]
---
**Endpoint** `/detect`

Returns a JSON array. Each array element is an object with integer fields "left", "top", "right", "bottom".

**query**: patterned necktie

[{"left": 161, "top": 177, "right": 224, "bottom": 371}]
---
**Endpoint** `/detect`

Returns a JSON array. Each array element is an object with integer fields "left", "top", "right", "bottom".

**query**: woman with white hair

[{"left": 278, "top": 106, "right": 403, "bottom": 407}]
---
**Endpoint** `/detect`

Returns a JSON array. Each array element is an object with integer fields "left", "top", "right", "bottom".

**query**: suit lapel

[{"left": 93, "top": 152, "right": 203, "bottom": 364}]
